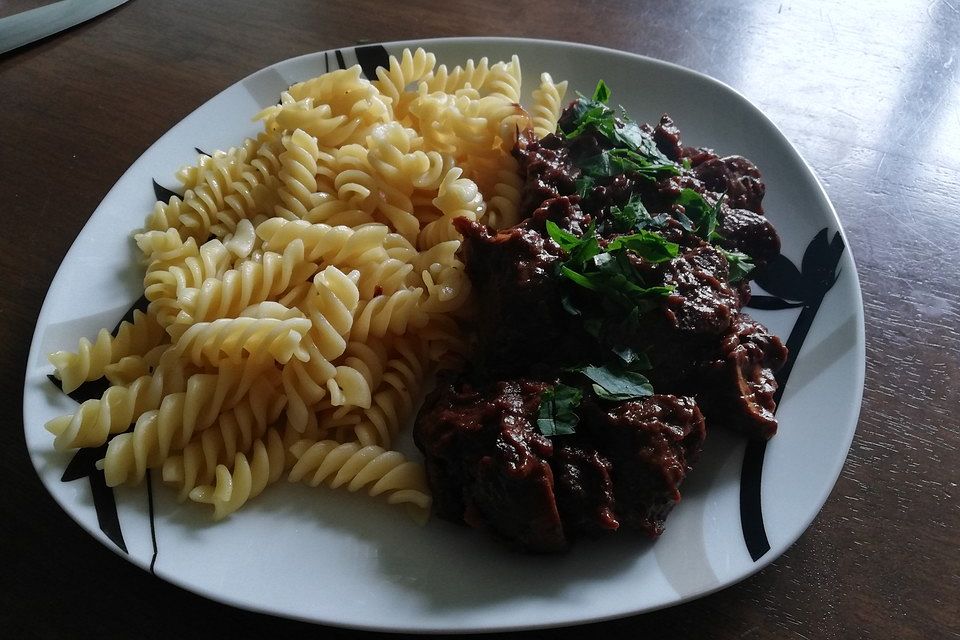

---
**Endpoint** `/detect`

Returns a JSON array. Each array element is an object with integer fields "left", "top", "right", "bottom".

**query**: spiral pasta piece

[
  {"left": 136, "top": 228, "right": 197, "bottom": 264},
  {"left": 484, "top": 153, "right": 524, "bottom": 230},
  {"left": 176, "top": 150, "right": 255, "bottom": 239},
  {"left": 275, "top": 129, "right": 322, "bottom": 219},
  {"left": 418, "top": 167, "right": 486, "bottom": 249},
  {"left": 189, "top": 428, "right": 287, "bottom": 520},
  {"left": 260, "top": 93, "right": 353, "bottom": 147},
  {"left": 161, "top": 392, "right": 285, "bottom": 500},
  {"left": 374, "top": 47, "right": 437, "bottom": 120},
  {"left": 483, "top": 56, "right": 523, "bottom": 102},
  {"left": 102, "top": 374, "right": 280, "bottom": 487},
  {"left": 287, "top": 439, "right": 431, "bottom": 520},
  {"left": 103, "top": 344, "right": 168, "bottom": 386},
  {"left": 305, "top": 265, "right": 360, "bottom": 360},
  {"left": 174, "top": 239, "right": 316, "bottom": 328},
  {"left": 263, "top": 66, "right": 392, "bottom": 147},
  {"left": 530, "top": 72, "right": 568, "bottom": 139},
  {"left": 142, "top": 237, "right": 233, "bottom": 327},
  {"left": 255, "top": 218, "right": 390, "bottom": 267},
  {"left": 422, "top": 57, "right": 491, "bottom": 95},
  {"left": 281, "top": 340, "right": 336, "bottom": 433},
  {"left": 301, "top": 193, "right": 375, "bottom": 228},
  {"left": 48, "top": 310, "right": 166, "bottom": 393},
  {"left": 223, "top": 218, "right": 258, "bottom": 260},
  {"left": 354, "top": 338, "right": 430, "bottom": 447},
  {"left": 351, "top": 288, "right": 427, "bottom": 343},
  {"left": 173, "top": 316, "right": 312, "bottom": 365},
  {"left": 45, "top": 349, "right": 189, "bottom": 450}
]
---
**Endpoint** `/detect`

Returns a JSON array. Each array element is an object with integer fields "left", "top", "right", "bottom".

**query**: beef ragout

[{"left": 414, "top": 81, "right": 788, "bottom": 552}]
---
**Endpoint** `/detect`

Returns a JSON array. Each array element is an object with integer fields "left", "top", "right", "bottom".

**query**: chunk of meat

[
  {"left": 552, "top": 443, "right": 620, "bottom": 536},
  {"left": 693, "top": 314, "right": 788, "bottom": 439},
  {"left": 581, "top": 394, "right": 706, "bottom": 536},
  {"left": 414, "top": 376, "right": 707, "bottom": 551},
  {"left": 614, "top": 244, "right": 743, "bottom": 390},
  {"left": 454, "top": 215, "right": 591, "bottom": 376},
  {"left": 414, "top": 378, "right": 566, "bottom": 551},
  {"left": 513, "top": 132, "right": 580, "bottom": 218},
  {"left": 717, "top": 207, "right": 781, "bottom": 268},
  {"left": 650, "top": 114, "right": 684, "bottom": 161},
  {"left": 692, "top": 155, "right": 766, "bottom": 213}
]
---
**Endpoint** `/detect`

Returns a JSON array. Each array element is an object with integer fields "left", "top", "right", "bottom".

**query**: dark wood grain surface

[{"left": 2, "top": 1, "right": 958, "bottom": 638}]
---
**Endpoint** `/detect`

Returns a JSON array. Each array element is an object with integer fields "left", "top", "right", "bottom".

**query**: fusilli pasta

[{"left": 46, "top": 47, "right": 569, "bottom": 524}]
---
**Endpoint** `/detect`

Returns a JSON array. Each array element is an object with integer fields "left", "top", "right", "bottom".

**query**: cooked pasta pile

[{"left": 46, "top": 48, "right": 568, "bottom": 522}]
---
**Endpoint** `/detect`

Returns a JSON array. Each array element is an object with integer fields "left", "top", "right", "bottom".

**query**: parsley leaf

[
  {"left": 575, "top": 175, "right": 595, "bottom": 199},
  {"left": 560, "top": 81, "right": 680, "bottom": 170},
  {"left": 579, "top": 148, "right": 680, "bottom": 181},
  {"left": 676, "top": 189, "right": 724, "bottom": 240},
  {"left": 607, "top": 230, "right": 679, "bottom": 263},
  {"left": 576, "top": 365, "right": 654, "bottom": 401},
  {"left": 536, "top": 383, "right": 582, "bottom": 436},
  {"left": 719, "top": 247, "right": 755, "bottom": 283},
  {"left": 606, "top": 198, "right": 644, "bottom": 233},
  {"left": 544, "top": 220, "right": 581, "bottom": 253},
  {"left": 545, "top": 222, "right": 676, "bottom": 308},
  {"left": 614, "top": 122, "right": 672, "bottom": 165},
  {"left": 592, "top": 79, "right": 610, "bottom": 103},
  {"left": 604, "top": 194, "right": 672, "bottom": 234}
]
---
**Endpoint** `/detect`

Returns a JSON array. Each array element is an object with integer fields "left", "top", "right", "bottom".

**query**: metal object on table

[{"left": 0, "top": 0, "right": 129, "bottom": 55}]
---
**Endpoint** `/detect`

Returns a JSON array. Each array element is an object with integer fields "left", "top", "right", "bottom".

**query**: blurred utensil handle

[{"left": 0, "top": 0, "right": 129, "bottom": 55}]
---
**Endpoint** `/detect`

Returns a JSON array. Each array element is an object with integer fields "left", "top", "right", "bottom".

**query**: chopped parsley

[
  {"left": 545, "top": 220, "right": 676, "bottom": 353},
  {"left": 575, "top": 364, "right": 653, "bottom": 402},
  {"left": 675, "top": 188, "right": 725, "bottom": 241},
  {"left": 546, "top": 221, "right": 676, "bottom": 315},
  {"left": 560, "top": 81, "right": 679, "bottom": 172},
  {"left": 578, "top": 148, "right": 680, "bottom": 182},
  {"left": 601, "top": 194, "right": 673, "bottom": 235},
  {"left": 536, "top": 383, "right": 582, "bottom": 436},
  {"left": 719, "top": 247, "right": 755, "bottom": 283},
  {"left": 534, "top": 79, "right": 761, "bottom": 419}
]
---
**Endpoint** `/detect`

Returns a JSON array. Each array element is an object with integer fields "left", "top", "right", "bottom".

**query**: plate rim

[{"left": 23, "top": 35, "right": 866, "bottom": 633}]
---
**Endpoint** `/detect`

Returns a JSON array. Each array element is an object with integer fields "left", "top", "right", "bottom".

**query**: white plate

[{"left": 23, "top": 37, "right": 865, "bottom": 632}]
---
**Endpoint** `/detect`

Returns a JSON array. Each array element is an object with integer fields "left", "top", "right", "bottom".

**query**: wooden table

[{"left": 2, "top": 1, "right": 957, "bottom": 637}]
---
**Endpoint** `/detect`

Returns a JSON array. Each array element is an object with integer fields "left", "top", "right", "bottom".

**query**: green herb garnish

[
  {"left": 575, "top": 364, "right": 654, "bottom": 401},
  {"left": 675, "top": 188, "right": 725, "bottom": 241},
  {"left": 607, "top": 230, "right": 680, "bottom": 263},
  {"left": 719, "top": 247, "right": 755, "bottom": 283},
  {"left": 536, "top": 383, "right": 582, "bottom": 436},
  {"left": 606, "top": 196, "right": 646, "bottom": 233},
  {"left": 575, "top": 175, "right": 595, "bottom": 199},
  {"left": 545, "top": 221, "right": 677, "bottom": 312},
  {"left": 602, "top": 194, "right": 672, "bottom": 235},
  {"left": 560, "top": 81, "right": 678, "bottom": 169},
  {"left": 579, "top": 148, "right": 680, "bottom": 181}
]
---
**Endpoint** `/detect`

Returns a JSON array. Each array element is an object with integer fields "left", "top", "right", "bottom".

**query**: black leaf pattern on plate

[
  {"left": 355, "top": 44, "right": 390, "bottom": 80},
  {"left": 60, "top": 440, "right": 128, "bottom": 553},
  {"left": 740, "top": 228, "right": 846, "bottom": 561},
  {"left": 746, "top": 295, "right": 804, "bottom": 311},
  {"left": 335, "top": 49, "right": 346, "bottom": 70},
  {"left": 47, "top": 373, "right": 111, "bottom": 405},
  {"left": 50, "top": 277, "right": 158, "bottom": 557},
  {"left": 152, "top": 179, "right": 181, "bottom": 203}
]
